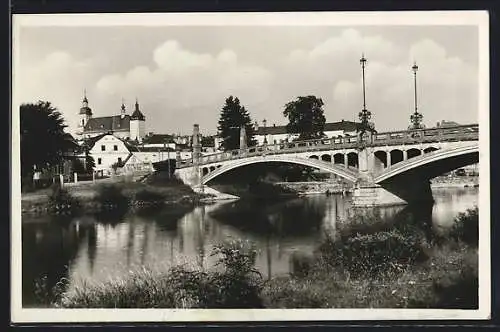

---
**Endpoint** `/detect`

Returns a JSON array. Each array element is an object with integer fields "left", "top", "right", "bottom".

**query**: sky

[{"left": 15, "top": 19, "right": 480, "bottom": 136}]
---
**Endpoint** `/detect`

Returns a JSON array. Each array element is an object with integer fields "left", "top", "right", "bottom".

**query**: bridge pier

[{"left": 352, "top": 184, "right": 407, "bottom": 207}]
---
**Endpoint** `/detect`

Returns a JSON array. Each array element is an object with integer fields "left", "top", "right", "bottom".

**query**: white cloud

[
  {"left": 17, "top": 51, "right": 95, "bottom": 133},
  {"left": 94, "top": 40, "right": 274, "bottom": 133},
  {"left": 17, "top": 28, "right": 478, "bottom": 135}
]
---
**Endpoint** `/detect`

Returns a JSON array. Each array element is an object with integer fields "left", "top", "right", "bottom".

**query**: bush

[
  {"left": 449, "top": 207, "right": 478, "bottom": 247},
  {"left": 95, "top": 184, "right": 130, "bottom": 211},
  {"left": 135, "top": 188, "right": 165, "bottom": 204},
  {"left": 56, "top": 240, "right": 265, "bottom": 308},
  {"left": 47, "top": 184, "right": 80, "bottom": 213},
  {"left": 317, "top": 229, "right": 428, "bottom": 279}
]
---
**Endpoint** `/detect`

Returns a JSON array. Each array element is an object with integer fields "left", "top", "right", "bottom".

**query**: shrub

[
  {"left": 95, "top": 184, "right": 130, "bottom": 211},
  {"left": 205, "top": 240, "right": 265, "bottom": 308},
  {"left": 135, "top": 188, "right": 165, "bottom": 204},
  {"left": 449, "top": 207, "right": 478, "bottom": 247},
  {"left": 47, "top": 183, "right": 80, "bottom": 213},
  {"left": 56, "top": 241, "right": 265, "bottom": 308},
  {"left": 317, "top": 229, "right": 428, "bottom": 279}
]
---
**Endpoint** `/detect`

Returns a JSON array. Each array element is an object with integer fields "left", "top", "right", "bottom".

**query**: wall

[{"left": 130, "top": 120, "right": 146, "bottom": 142}]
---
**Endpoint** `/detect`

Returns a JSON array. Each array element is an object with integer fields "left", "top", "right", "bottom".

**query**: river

[{"left": 21, "top": 187, "right": 479, "bottom": 307}]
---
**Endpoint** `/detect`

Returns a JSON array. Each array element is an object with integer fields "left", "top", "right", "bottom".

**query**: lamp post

[
  {"left": 165, "top": 138, "right": 171, "bottom": 178},
  {"left": 358, "top": 53, "right": 374, "bottom": 140},
  {"left": 263, "top": 119, "right": 267, "bottom": 146},
  {"left": 410, "top": 62, "right": 424, "bottom": 130}
]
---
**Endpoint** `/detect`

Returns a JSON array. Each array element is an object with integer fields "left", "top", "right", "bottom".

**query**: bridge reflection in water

[{"left": 22, "top": 187, "right": 479, "bottom": 307}]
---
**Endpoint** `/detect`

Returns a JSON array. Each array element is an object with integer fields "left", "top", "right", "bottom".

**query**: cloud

[
  {"left": 95, "top": 40, "right": 274, "bottom": 133},
  {"left": 279, "top": 29, "right": 477, "bottom": 131},
  {"left": 17, "top": 51, "right": 96, "bottom": 131},
  {"left": 17, "top": 28, "right": 478, "bottom": 136}
]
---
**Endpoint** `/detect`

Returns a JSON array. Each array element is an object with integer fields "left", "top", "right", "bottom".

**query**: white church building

[{"left": 77, "top": 92, "right": 146, "bottom": 142}]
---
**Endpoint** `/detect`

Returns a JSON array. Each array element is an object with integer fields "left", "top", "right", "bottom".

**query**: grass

[{"left": 44, "top": 207, "right": 478, "bottom": 309}]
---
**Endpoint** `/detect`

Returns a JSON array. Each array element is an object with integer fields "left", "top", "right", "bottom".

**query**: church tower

[
  {"left": 78, "top": 89, "right": 93, "bottom": 135},
  {"left": 130, "top": 98, "right": 146, "bottom": 142},
  {"left": 120, "top": 98, "right": 126, "bottom": 119}
]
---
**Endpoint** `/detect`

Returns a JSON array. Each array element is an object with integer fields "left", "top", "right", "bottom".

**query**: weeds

[{"left": 449, "top": 206, "right": 478, "bottom": 247}]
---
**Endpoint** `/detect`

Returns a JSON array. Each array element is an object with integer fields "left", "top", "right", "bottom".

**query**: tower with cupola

[
  {"left": 130, "top": 98, "right": 146, "bottom": 142},
  {"left": 78, "top": 89, "right": 93, "bottom": 135}
]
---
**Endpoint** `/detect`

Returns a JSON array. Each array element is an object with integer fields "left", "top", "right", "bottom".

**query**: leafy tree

[
  {"left": 217, "top": 96, "right": 257, "bottom": 151},
  {"left": 85, "top": 155, "right": 96, "bottom": 173},
  {"left": 71, "top": 158, "right": 86, "bottom": 174},
  {"left": 201, "top": 135, "right": 215, "bottom": 147},
  {"left": 20, "top": 101, "right": 77, "bottom": 182},
  {"left": 283, "top": 96, "right": 326, "bottom": 140}
]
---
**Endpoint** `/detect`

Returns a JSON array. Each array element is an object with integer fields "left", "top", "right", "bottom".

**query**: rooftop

[{"left": 255, "top": 120, "right": 361, "bottom": 135}]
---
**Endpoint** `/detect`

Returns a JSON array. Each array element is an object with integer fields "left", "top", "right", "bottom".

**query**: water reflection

[{"left": 22, "top": 187, "right": 479, "bottom": 307}]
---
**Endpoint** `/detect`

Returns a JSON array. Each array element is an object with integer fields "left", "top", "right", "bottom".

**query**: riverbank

[
  {"left": 43, "top": 206, "right": 478, "bottom": 309},
  {"left": 20, "top": 174, "right": 213, "bottom": 217},
  {"left": 431, "top": 175, "right": 479, "bottom": 188}
]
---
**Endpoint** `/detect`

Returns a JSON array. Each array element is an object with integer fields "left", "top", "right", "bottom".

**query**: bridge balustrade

[{"left": 176, "top": 124, "right": 478, "bottom": 168}]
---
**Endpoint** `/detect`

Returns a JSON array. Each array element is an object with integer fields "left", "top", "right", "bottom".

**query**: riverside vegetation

[
  {"left": 35, "top": 205, "right": 479, "bottom": 309},
  {"left": 25, "top": 173, "right": 212, "bottom": 216}
]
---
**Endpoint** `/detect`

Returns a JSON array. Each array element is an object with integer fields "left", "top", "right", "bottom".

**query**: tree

[
  {"left": 217, "top": 96, "right": 257, "bottom": 151},
  {"left": 85, "top": 155, "right": 96, "bottom": 173},
  {"left": 71, "top": 158, "right": 86, "bottom": 174},
  {"left": 283, "top": 96, "right": 326, "bottom": 140},
  {"left": 20, "top": 101, "right": 76, "bottom": 182}
]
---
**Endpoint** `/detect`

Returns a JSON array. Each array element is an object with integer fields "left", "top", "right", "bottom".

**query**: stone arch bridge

[{"left": 175, "top": 124, "right": 479, "bottom": 206}]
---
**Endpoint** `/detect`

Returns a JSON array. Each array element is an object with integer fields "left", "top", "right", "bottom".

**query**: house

[
  {"left": 77, "top": 92, "right": 146, "bottom": 142},
  {"left": 81, "top": 133, "right": 134, "bottom": 176},
  {"left": 141, "top": 133, "right": 176, "bottom": 149},
  {"left": 435, "top": 120, "right": 460, "bottom": 128},
  {"left": 253, "top": 120, "right": 360, "bottom": 146}
]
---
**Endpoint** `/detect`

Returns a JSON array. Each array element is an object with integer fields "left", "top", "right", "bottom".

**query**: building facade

[{"left": 254, "top": 120, "right": 360, "bottom": 146}]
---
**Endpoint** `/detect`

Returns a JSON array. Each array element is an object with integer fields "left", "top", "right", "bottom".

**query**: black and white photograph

[{"left": 11, "top": 11, "right": 490, "bottom": 322}]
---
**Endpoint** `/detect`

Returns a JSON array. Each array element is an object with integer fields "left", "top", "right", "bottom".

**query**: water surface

[{"left": 22, "top": 187, "right": 479, "bottom": 307}]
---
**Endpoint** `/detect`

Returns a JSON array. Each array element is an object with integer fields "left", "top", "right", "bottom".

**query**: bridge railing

[{"left": 176, "top": 124, "right": 478, "bottom": 168}]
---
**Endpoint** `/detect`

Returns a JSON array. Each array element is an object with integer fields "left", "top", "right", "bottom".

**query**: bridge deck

[{"left": 177, "top": 124, "right": 478, "bottom": 168}]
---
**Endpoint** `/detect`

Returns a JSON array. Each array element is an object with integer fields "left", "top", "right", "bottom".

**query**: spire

[
  {"left": 80, "top": 89, "right": 92, "bottom": 116},
  {"left": 130, "top": 97, "right": 145, "bottom": 121}
]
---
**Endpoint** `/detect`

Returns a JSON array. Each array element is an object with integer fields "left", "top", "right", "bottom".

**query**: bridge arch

[
  {"left": 375, "top": 145, "right": 479, "bottom": 184},
  {"left": 333, "top": 153, "right": 344, "bottom": 165},
  {"left": 347, "top": 152, "right": 358, "bottom": 168},
  {"left": 202, "top": 167, "right": 209, "bottom": 176},
  {"left": 407, "top": 148, "right": 422, "bottom": 159},
  {"left": 321, "top": 154, "right": 332, "bottom": 162},
  {"left": 309, "top": 155, "right": 319, "bottom": 160},
  {"left": 424, "top": 146, "right": 439, "bottom": 154},
  {"left": 202, "top": 155, "right": 358, "bottom": 185},
  {"left": 390, "top": 149, "right": 404, "bottom": 165},
  {"left": 374, "top": 150, "right": 388, "bottom": 168}
]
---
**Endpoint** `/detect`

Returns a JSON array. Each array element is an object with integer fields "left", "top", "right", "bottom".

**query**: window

[
  {"left": 118, "top": 157, "right": 122, "bottom": 164},
  {"left": 101, "top": 145, "right": 105, "bottom": 151},
  {"left": 98, "top": 158, "right": 102, "bottom": 165},
  {"left": 114, "top": 145, "right": 118, "bottom": 151}
]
